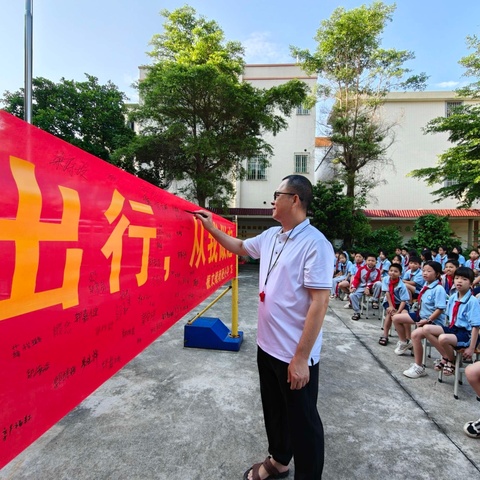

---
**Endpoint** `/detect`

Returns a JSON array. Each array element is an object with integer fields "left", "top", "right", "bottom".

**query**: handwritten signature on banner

[{"left": 0, "top": 155, "right": 234, "bottom": 322}]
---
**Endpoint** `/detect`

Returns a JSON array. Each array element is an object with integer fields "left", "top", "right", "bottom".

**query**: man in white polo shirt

[{"left": 195, "top": 175, "right": 333, "bottom": 480}]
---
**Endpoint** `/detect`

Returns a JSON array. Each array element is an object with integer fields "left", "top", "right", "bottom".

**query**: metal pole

[
  {"left": 24, "top": 0, "right": 33, "bottom": 123},
  {"left": 230, "top": 216, "right": 240, "bottom": 338}
]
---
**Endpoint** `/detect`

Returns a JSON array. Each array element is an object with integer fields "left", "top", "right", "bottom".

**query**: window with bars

[
  {"left": 444, "top": 179, "right": 459, "bottom": 187},
  {"left": 247, "top": 155, "right": 267, "bottom": 180},
  {"left": 296, "top": 106, "right": 310, "bottom": 115},
  {"left": 294, "top": 154, "right": 309, "bottom": 173},
  {"left": 445, "top": 101, "right": 463, "bottom": 117}
]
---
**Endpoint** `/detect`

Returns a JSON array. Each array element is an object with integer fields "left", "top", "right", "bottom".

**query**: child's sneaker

[
  {"left": 343, "top": 303, "right": 352, "bottom": 309},
  {"left": 403, "top": 363, "right": 426, "bottom": 378},
  {"left": 464, "top": 418, "right": 480, "bottom": 438},
  {"left": 394, "top": 339, "right": 413, "bottom": 355}
]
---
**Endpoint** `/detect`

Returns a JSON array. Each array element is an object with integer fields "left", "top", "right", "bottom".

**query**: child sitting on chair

[
  {"left": 391, "top": 261, "right": 447, "bottom": 368},
  {"left": 378, "top": 263, "right": 410, "bottom": 346},
  {"left": 422, "top": 266, "right": 480, "bottom": 377},
  {"left": 349, "top": 253, "right": 381, "bottom": 321},
  {"left": 441, "top": 259, "right": 459, "bottom": 296},
  {"left": 330, "top": 252, "right": 352, "bottom": 299},
  {"left": 402, "top": 256, "right": 424, "bottom": 300}
]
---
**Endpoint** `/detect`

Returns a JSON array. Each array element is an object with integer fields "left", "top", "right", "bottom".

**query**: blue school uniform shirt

[
  {"left": 418, "top": 280, "right": 447, "bottom": 324},
  {"left": 381, "top": 277, "right": 410, "bottom": 305},
  {"left": 458, "top": 254, "right": 466, "bottom": 266},
  {"left": 445, "top": 290, "right": 480, "bottom": 330},
  {"left": 465, "top": 258, "right": 480, "bottom": 272},
  {"left": 340, "top": 260, "right": 353, "bottom": 276},
  {"left": 376, "top": 258, "right": 391, "bottom": 277},
  {"left": 435, "top": 254, "right": 448, "bottom": 269},
  {"left": 402, "top": 268, "right": 425, "bottom": 293}
]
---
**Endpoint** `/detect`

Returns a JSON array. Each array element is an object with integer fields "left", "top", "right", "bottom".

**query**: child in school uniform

[
  {"left": 441, "top": 259, "right": 459, "bottom": 296},
  {"left": 330, "top": 252, "right": 353, "bottom": 298},
  {"left": 378, "top": 263, "right": 410, "bottom": 346},
  {"left": 372, "top": 249, "right": 391, "bottom": 308},
  {"left": 391, "top": 261, "right": 447, "bottom": 361},
  {"left": 338, "top": 252, "right": 364, "bottom": 305},
  {"left": 349, "top": 253, "right": 381, "bottom": 321},
  {"left": 402, "top": 256, "right": 425, "bottom": 300},
  {"left": 435, "top": 246, "right": 449, "bottom": 271},
  {"left": 421, "top": 266, "right": 480, "bottom": 378},
  {"left": 452, "top": 246, "right": 466, "bottom": 266}
]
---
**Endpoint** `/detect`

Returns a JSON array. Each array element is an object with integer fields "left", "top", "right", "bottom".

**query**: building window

[
  {"left": 247, "top": 155, "right": 267, "bottom": 180},
  {"left": 296, "top": 106, "right": 310, "bottom": 115},
  {"left": 445, "top": 101, "right": 463, "bottom": 117},
  {"left": 294, "top": 154, "right": 309, "bottom": 173},
  {"left": 444, "top": 179, "right": 459, "bottom": 187}
]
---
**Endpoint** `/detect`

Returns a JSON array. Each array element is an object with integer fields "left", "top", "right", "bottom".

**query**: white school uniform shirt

[{"left": 243, "top": 219, "right": 334, "bottom": 364}]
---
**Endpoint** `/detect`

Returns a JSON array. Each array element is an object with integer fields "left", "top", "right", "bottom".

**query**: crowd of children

[{"left": 331, "top": 245, "right": 480, "bottom": 438}]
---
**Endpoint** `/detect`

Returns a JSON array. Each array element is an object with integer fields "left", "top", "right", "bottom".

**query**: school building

[{"left": 138, "top": 64, "right": 480, "bottom": 246}]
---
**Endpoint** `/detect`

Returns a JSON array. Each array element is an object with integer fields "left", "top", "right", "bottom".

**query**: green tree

[
  {"left": 410, "top": 36, "right": 480, "bottom": 207},
  {"left": 1, "top": 75, "right": 134, "bottom": 161},
  {"left": 406, "top": 214, "right": 461, "bottom": 252},
  {"left": 121, "top": 6, "right": 308, "bottom": 207},
  {"left": 358, "top": 226, "right": 403, "bottom": 259},
  {"left": 292, "top": 1, "right": 427, "bottom": 245},
  {"left": 310, "top": 180, "right": 371, "bottom": 246}
]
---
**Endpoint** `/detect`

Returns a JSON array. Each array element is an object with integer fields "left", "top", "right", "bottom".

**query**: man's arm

[
  {"left": 288, "top": 288, "right": 330, "bottom": 390},
  {"left": 194, "top": 210, "right": 248, "bottom": 257}
]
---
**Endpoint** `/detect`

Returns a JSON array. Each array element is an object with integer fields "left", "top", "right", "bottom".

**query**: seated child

[
  {"left": 452, "top": 246, "right": 466, "bottom": 266},
  {"left": 371, "top": 249, "right": 391, "bottom": 308},
  {"left": 421, "top": 266, "right": 480, "bottom": 378},
  {"left": 330, "top": 252, "right": 353, "bottom": 298},
  {"left": 435, "top": 246, "right": 449, "bottom": 270},
  {"left": 378, "top": 263, "right": 410, "bottom": 346},
  {"left": 349, "top": 253, "right": 381, "bottom": 321},
  {"left": 464, "top": 361, "right": 480, "bottom": 438},
  {"left": 441, "top": 259, "right": 459, "bottom": 296},
  {"left": 391, "top": 261, "right": 446, "bottom": 363},
  {"left": 402, "top": 256, "right": 424, "bottom": 300},
  {"left": 338, "top": 252, "right": 364, "bottom": 304}
]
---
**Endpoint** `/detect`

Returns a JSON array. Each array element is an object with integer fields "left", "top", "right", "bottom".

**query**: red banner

[{"left": 0, "top": 110, "right": 236, "bottom": 468}]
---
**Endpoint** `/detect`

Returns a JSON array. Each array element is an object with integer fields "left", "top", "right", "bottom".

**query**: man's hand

[{"left": 288, "top": 356, "right": 310, "bottom": 390}]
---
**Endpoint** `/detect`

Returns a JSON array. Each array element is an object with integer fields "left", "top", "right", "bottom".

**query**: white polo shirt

[{"left": 243, "top": 219, "right": 334, "bottom": 364}]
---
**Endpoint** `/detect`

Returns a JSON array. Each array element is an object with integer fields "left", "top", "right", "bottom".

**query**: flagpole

[{"left": 24, "top": 0, "right": 33, "bottom": 123}]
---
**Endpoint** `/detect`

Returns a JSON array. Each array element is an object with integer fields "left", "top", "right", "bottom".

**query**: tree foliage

[
  {"left": 1, "top": 75, "right": 134, "bottom": 161},
  {"left": 357, "top": 226, "right": 404, "bottom": 259},
  {"left": 310, "top": 180, "right": 371, "bottom": 246},
  {"left": 406, "top": 214, "right": 461, "bottom": 252},
  {"left": 292, "top": 1, "right": 427, "bottom": 245},
  {"left": 121, "top": 6, "right": 308, "bottom": 207},
  {"left": 410, "top": 35, "right": 480, "bottom": 207}
]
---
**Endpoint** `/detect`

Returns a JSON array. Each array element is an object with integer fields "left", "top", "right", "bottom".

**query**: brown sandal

[{"left": 243, "top": 456, "right": 289, "bottom": 480}]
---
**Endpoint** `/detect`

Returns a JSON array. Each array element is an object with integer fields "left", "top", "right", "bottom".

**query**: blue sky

[{"left": 1, "top": 0, "right": 479, "bottom": 103}]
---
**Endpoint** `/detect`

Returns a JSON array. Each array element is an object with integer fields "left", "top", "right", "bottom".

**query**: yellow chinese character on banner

[
  {"left": 101, "top": 189, "right": 156, "bottom": 293},
  {"left": 0, "top": 157, "right": 83, "bottom": 321}
]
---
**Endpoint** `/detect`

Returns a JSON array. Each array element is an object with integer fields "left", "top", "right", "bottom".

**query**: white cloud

[
  {"left": 435, "top": 81, "right": 460, "bottom": 89},
  {"left": 243, "top": 32, "right": 293, "bottom": 64}
]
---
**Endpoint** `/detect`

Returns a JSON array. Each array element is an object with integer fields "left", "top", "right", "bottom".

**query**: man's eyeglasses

[{"left": 273, "top": 191, "right": 296, "bottom": 200}]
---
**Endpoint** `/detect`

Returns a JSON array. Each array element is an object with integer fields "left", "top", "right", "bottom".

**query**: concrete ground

[{"left": 2, "top": 263, "right": 480, "bottom": 480}]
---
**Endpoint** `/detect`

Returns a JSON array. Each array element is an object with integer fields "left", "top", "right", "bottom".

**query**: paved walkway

[{"left": 1, "top": 264, "right": 480, "bottom": 479}]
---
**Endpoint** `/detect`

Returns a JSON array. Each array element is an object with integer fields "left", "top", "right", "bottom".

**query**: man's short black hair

[{"left": 283, "top": 175, "right": 313, "bottom": 211}]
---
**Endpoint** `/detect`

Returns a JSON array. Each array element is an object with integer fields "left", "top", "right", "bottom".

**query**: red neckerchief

[
  {"left": 416, "top": 284, "right": 429, "bottom": 318},
  {"left": 388, "top": 277, "right": 400, "bottom": 302},
  {"left": 449, "top": 300, "right": 461, "bottom": 328}
]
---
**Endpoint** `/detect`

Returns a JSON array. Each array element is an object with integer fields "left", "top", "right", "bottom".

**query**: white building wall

[
  {"left": 236, "top": 64, "right": 317, "bottom": 208},
  {"left": 368, "top": 91, "right": 478, "bottom": 209}
]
